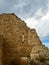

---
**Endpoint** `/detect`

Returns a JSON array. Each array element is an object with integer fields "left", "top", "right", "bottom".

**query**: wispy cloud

[{"left": 0, "top": 0, "right": 48, "bottom": 19}]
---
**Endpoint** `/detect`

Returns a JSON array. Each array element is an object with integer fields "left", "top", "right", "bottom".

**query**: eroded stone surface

[{"left": 0, "top": 13, "right": 49, "bottom": 65}]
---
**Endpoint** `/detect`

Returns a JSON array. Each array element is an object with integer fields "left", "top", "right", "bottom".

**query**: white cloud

[
  {"left": 34, "top": 8, "right": 44, "bottom": 17},
  {"left": 25, "top": 18, "right": 38, "bottom": 28},
  {"left": 25, "top": 11, "right": 49, "bottom": 39},
  {"left": 41, "top": 12, "right": 49, "bottom": 20}
]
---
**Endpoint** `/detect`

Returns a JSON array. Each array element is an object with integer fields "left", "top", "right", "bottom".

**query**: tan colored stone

[{"left": 0, "top": 13, "right": 49, "bottom": 65}]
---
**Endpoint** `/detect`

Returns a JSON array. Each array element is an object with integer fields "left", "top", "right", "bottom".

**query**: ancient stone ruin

[{"left": 0, "top": 13, "right": 49, "bottom": 65}]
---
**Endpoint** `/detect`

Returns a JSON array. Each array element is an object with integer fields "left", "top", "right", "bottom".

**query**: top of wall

[{"left": 0, "top": 13, "right": 26, "bottom": 26}]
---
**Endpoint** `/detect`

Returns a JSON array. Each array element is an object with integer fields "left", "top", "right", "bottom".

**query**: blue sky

[
  {"left": 42, "top": 38, "right": 49, "bottom": 48},
  {"left": 0, "top": 0, "right": 49, "bottom": 48}
]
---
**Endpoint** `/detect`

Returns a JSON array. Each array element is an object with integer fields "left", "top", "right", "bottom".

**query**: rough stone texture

[{"left": 0, "top": 13, "right": 49, "bottom": 65}]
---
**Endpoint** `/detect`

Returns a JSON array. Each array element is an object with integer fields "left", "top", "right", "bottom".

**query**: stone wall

[
  {"left": 0, "top": 13, "right": 42, "bottom": 65},
  {"left": 0, "top": 35, "right": 5, "bottom": 65},
  {"left": 28, "top": 29, "right": 42, "bottom": 45}
]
